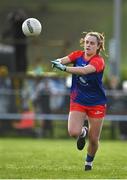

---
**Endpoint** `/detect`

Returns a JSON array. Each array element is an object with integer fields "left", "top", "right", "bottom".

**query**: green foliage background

[{"left": 0, "top": 0, "right": 127, "bottom": 79}]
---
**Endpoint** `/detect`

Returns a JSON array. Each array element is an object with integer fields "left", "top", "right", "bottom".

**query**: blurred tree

[{"left": 2, "top": 9, "right": 28, "bottom": 73}]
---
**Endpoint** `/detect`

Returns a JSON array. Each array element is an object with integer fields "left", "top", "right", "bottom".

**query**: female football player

[{"left": 51, "top": 31, "right": 107, "bottom": 171}]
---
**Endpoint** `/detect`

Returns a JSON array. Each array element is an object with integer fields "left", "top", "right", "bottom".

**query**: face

[{"left": 84, "top": 35, "right": 99, "bottom": 57}]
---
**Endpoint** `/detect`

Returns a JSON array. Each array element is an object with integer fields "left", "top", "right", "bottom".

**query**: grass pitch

[{"left": 0, "top": 138, "right": 127, "bottom": 179}]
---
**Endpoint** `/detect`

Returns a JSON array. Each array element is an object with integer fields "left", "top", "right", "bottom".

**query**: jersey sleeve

[
  {"left": 90, "top": 56, "right": 105, "bottom": 72},
  {"left": 68, "top": 50, "right": 84, "bottom": 62}
]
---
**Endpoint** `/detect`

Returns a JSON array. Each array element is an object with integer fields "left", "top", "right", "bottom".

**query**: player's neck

[{"left": 84, "top": 53, "right": 96, "bottom": 61}]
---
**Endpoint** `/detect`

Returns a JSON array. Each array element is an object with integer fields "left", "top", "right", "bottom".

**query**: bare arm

[
  {"left": 66, "top": 64, "right": 96, "bottom": 75},
  {"left": 59, "top": 56, "right": 71, "bottom": 64},
  {"left": 52, "top": 57, "right": 96, "bottom": 75}
]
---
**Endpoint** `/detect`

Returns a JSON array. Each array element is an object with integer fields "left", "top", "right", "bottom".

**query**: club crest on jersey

[
  {"left": 78, "top": 76, "right": 88, "bottom": 86},
  {"left": 81, "top": 63, "right": 86, "bottom": 66}
]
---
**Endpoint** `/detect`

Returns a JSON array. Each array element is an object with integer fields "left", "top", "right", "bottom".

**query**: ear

[{"left": 97, "top": 44, "right": 100, "bottom": 50}]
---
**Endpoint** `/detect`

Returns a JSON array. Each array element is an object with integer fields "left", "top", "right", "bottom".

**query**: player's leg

[
  {"left": 68, "top": 110, "right": 88, "bottom": 150},
  {"left": 84, "top": 105, "right": 106, "bottom": 170},
  {"left": 68, "top": 111, "right": 86, "bottom": 138},
  {"left": 85, "top": 117, "right": 104, "bottom": 170}
]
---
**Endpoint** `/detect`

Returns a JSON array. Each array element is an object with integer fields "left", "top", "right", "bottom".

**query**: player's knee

[{"left": 68, "top": 128, "right": 80, "bottom": 137}]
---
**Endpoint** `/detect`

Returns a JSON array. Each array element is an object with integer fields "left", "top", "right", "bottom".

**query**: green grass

[{"left": 1, "top": 138, "right": 127, "bottom": 179}]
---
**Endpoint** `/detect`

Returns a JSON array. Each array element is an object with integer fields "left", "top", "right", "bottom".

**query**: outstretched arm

[
  {"left": 66, "top": 65, "right": 96, "bottom": 75},
  {"left": 52, "top": 60, "right": 96, "bottom": 75},
  {"left": 60, "top": 56, "right": 71, "bottom": 64},
  {"left": 54, "top": 56, "right": 71, "bottom": 65}
]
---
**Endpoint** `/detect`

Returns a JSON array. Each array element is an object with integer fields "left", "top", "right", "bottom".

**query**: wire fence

[
  {"left": 1, "top": 113, "right": 127, "bottom": 122},
  {"left": 0, "top": 76, "right": 127, "bottom": 139}
]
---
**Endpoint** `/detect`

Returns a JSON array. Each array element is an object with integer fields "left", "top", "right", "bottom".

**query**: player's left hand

[{"left": 51, "top": 61, "right": 66, "bottom": 71}]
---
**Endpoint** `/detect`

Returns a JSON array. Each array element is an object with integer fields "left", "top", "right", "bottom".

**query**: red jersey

[{"left": 68, "top": 50, "right": 107, "bottom": 106}]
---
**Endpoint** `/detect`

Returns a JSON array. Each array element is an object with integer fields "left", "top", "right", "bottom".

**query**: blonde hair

[{"left": 80, "top": 31, "right": 105, "bottom": 54}]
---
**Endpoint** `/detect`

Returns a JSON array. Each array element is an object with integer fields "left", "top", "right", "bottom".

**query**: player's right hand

[
  {"left": 51, "top": 59, "right": 61, "bottom": 69},
  {"left": 51, "top": 60, "right": 66, "bottom": 71}
]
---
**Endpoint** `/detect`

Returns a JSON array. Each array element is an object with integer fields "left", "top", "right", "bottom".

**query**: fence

[{"left": 0, "top": 75, "right": 127, "bottom": 139}]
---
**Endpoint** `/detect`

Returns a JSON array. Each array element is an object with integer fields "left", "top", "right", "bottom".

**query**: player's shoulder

[
  {"left": 90, "top": 55, "right": 105, "bottom": 72},
  {"left": 71, "top": 50, "right": 84, "bottom": 56},
  {"left": 91, "top": 54, "right": 105, "bottom": 63},
  {"left": 68, "top": 50, "right": 84, "bottom": 61}
]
